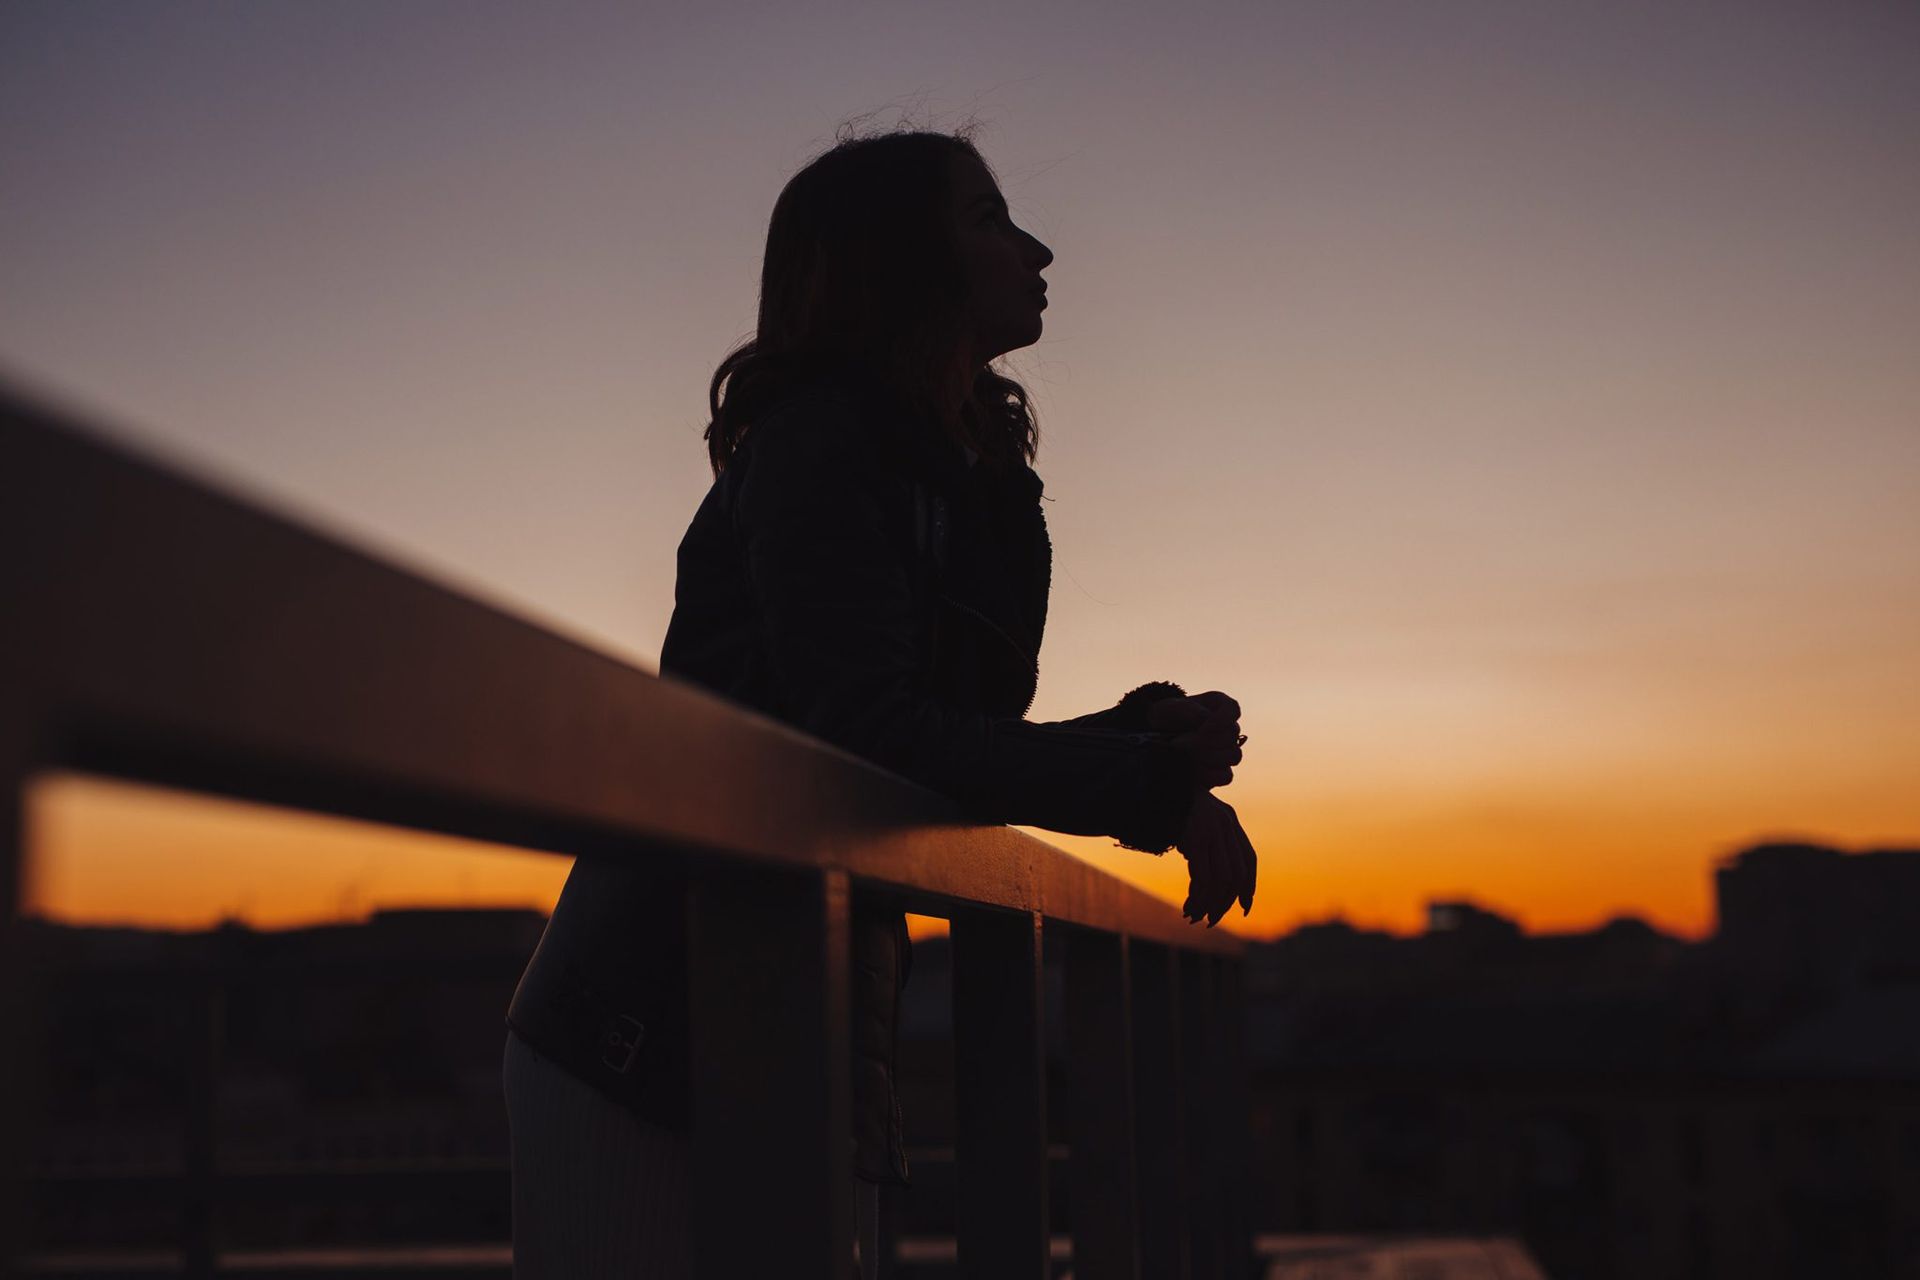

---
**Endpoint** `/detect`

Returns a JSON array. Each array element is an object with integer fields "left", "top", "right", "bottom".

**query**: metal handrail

[{"left": 1, "top": 382, "right": 1253, "bottom": 1279}]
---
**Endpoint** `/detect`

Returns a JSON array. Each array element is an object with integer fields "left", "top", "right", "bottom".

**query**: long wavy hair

[{"left": 703, "top": 125, "right": 1041, "bottom": 477}]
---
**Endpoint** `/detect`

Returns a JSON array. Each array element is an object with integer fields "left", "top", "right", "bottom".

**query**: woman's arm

[{"left": 730, "top": 396, "right": 1196, "bottom": 854}]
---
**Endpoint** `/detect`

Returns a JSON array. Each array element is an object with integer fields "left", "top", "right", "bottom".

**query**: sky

[{"left": 6, "top": 1, "right": 1918, "bottom": 939}]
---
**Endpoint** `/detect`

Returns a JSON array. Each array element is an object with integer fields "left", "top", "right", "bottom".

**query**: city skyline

[{"left": 27, "top": 771, "right": 1903, "bottom": 939}]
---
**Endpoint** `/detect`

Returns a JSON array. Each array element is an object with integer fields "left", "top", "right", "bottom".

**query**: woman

[{"left": 503, "top": 125, "right": 1259, "bottom": 1278}]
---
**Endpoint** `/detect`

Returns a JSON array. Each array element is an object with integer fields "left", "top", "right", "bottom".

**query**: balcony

[{"left": 0, "top": 383, "right": 1254, "bottom": 1277}]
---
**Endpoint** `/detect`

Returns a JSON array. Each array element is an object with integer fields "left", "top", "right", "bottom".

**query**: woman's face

[{"left": 948, "top": 153, "right": 1054, "bottom": 365}]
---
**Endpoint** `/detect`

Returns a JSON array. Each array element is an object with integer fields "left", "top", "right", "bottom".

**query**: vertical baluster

[
  {"left": 1066, "top": 928, "right": 1139, "bottom": 1279},
  {"left": 1, "top": 739, "right": 31, "bottom": 1278},
  {"left": 1181, "top": 953, "right": 1222, "bottom": 1278},
  {"left": 181, "top": 971, "right": 222, "bottom": 1278},
  {"left": 1130, "top": 941, "right": 1188, "bottom": 1280},
  {"left": 689, "top": 864, "right": 851, "bottom": 1279},
  {"left": 1218, "top": 957, "right": 1256, "bottom": 1279},
  {"left": 951, "top": 908, "right": 1047, "bottom": 1278}
]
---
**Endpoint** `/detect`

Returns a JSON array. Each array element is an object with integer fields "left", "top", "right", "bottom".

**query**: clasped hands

[{"left": 1146, "top": 691, "right": 1257, "bottom": 928}]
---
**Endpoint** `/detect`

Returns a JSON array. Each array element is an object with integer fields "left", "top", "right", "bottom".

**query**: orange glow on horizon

[
  {"left": 28, "top": 772, "right": 1913, "bottom": 945},
  {"left": 23, "top": 773, "right": 573, "bottom": 933}
]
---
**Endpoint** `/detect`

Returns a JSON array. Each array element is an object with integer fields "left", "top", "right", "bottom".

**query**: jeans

[{"left": 503, "top": 1031, "right": 879, "bottom": 1279}]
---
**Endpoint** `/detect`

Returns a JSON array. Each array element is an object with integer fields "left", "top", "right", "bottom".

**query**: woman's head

[{"left": 705, "top": 126, "right": 1053, "bottom": 476}]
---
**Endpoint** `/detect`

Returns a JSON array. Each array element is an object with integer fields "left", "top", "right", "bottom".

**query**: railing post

[
  {"left": 181, "top": 970, "right": 223, "bottom": 1277},
  {"left": 1218, "top": 957, "right": 1256, "bottom": 1279},
  {"left": 688, "top": 864, "right": 851, "bottom": 1279},
  {"left": 1175, "top": 951, "right": 1221, "bottom": 1280},
  {"left": 1181, "top": 953, "right": 1225, "bottom": 1278},
  {"left": 1066, "top": 928, "right": 1140, "bottom": 1279},
  {"left": 1130, "top": 941, "right": 1189, "bottom": 1279},
  {"left": 1, "top": 724, "right": 30, "bottom": 1280},
  {"left": 951, "top": 908, "right": 1048, "bottom": 1278}
]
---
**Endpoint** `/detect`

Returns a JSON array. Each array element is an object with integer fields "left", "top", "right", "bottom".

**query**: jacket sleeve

[{"left": 730, "top": 398, "right": 1197, "bottom": 855}]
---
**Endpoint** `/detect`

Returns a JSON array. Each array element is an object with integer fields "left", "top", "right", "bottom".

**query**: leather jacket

[{"left": 507, "top": 357, "right": 1198, "bottom": 1184}]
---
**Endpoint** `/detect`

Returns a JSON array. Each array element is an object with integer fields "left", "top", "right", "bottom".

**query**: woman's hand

[
  {"left": 1176, "top": 791, "right": 1257, "bottom": 926},
  {"left": 1147, "top": 689, "right": 1255, "bottom": 923},
  {"left": 1147, "top": 691, "right": 1244, "bottom": 789}
]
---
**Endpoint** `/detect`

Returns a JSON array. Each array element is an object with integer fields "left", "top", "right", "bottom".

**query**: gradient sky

[{"left": 6, "top": 1, "right": 1917, "bottom": 938}]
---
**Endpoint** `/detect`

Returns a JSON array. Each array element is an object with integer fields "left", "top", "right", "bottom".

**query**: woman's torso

[{"left": 506, "top": 366, "right": 1053, "bottom": 1182}]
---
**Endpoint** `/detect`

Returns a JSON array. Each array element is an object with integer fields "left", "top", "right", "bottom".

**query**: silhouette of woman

[{"left": 502, "top": 125, "right": 1257, "bottom": 1279}]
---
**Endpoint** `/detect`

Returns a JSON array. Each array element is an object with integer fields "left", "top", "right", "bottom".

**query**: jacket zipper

[
  {"left": 938, "top": 591, "right": 1042, "bottom": 720},
  {"left": 919, "top": 479, "right": 1063, "bottom": 726}
]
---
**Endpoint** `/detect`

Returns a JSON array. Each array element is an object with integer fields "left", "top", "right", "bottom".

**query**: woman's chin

[{"left": 982, "top": 324, "right": 1044, "bottom": 362}]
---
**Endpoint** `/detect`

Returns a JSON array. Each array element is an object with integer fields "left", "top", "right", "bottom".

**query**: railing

[{"left": 0, "top": 382, "right": 1252, "bottom": 1279}]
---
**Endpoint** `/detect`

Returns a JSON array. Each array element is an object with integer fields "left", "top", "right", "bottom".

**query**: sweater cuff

[
  {"left": 1110, "top": 738, "right": 1199, "bottom": 855},
  {"left": 1114, "top": 681, "right": 1188, "bottom": 729},
  {"left": 1060, "top": 680, "right": 1189, "bottom": 734}
]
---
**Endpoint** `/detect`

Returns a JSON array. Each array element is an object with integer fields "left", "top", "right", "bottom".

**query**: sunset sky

[{"left": 6, "top": 2, "right": 1916, "bottom": 939}]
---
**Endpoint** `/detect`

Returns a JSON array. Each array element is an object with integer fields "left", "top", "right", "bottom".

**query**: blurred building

[
  {"left": 1714, "top": 839, "right": 1920, "bottom": 991},
  {"left": 23, "top": 907, "right": 545, "bottom": 1258},
  {"left": 1247, "top": 842, "right": 1920, "bottom": 1280}
]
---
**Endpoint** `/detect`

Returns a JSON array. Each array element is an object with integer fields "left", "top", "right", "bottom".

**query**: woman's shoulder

[
  {"left": 732, "top": 381, "right": 879, "bottom": 480},
  {"left": 723, "top": 382, "right": 921, "bottom": 534}
]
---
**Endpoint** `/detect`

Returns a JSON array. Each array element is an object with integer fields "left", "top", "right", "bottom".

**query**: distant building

[
  {"left": 1714, "top": 839, "right": 1920, "bottom": 991},
  {"left": 1427, "top": 899, "right": 1523, "bottom": 942}
]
